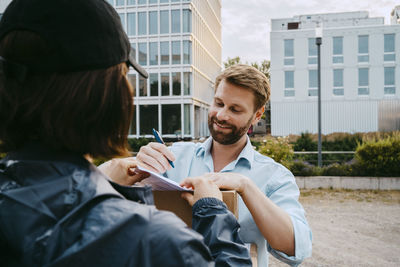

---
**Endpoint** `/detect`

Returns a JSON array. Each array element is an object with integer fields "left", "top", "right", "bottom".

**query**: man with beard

[{"left": 105, "top": 64, "right": 312, "bottom": 266}]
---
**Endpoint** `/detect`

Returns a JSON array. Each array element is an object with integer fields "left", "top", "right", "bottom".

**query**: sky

[{"left": 221, "top": 0, "right": 399, "bottom": 64}]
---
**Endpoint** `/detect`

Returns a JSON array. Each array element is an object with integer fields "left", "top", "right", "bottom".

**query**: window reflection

[
  {"left": 162, "top": 104, "right": 181, "bottom": 135},
  {"left": 140, "top": 105, "right": 159, "bottom": 135}
]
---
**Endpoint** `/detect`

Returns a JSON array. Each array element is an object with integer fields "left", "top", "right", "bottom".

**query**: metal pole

[{"left": 316, "top": 37, "right": 322, "bottom": 167}]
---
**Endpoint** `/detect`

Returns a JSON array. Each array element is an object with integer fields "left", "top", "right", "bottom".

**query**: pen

[{"left": 152, "top": 128, "right": 175, "bottom": 168}]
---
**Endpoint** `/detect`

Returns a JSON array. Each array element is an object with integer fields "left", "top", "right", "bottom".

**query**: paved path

[{"left": 269, "top": 189, "right": 400, "bottom": 267}]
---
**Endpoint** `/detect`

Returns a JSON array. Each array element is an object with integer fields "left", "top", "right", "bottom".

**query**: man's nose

[{"left": 216, "top": 107, "right": 229, "bottom": 121}]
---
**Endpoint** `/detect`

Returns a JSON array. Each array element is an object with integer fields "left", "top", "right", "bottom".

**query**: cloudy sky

[{"left": 221, "top": 0, "right": 399, "bottom": 64}]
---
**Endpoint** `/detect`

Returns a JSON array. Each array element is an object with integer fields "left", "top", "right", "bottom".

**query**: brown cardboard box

[
  {"left": 153, "top": 190, "right": 257, "bottom": 266},
  {"left": 153, "top": 190, "right": 238, "bottom": 227}
]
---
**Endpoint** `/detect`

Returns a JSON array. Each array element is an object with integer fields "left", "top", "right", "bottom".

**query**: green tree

[
  {"left": 223, "top": 56, "right": 242, "bottom": 68},
  {"left": 250, "top": 60, "right": 270, "bottom": 80}
]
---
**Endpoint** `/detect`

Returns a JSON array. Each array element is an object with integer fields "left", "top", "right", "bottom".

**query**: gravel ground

[{"left": 269, "top": 189, "right": 400, "bottom": 267}]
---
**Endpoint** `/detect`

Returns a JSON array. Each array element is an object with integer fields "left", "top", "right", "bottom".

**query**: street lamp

[{"left": 315, "top": 23, "right": 322, "bottom": 167}]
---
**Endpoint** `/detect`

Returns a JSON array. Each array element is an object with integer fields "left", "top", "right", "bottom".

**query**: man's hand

[
  {"left": 180, "top": 176, "right": 222, "bottom": 206},
  {"left": 136, "top": 142, "right": 176, "bottom": 173},
  {"left": 98, "top": 158, "right": 149, "bottom": 186},
  {"left": 202, "top": 172, "right": 249, "bottom": 196}
]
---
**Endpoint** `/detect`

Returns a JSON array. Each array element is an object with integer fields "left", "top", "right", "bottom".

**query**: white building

[
  {"left": 108, "top": 0, "right": 221, "bottom": 139},
  {"left": 270, "top": 10, "right": 400, "bottom": 136}
]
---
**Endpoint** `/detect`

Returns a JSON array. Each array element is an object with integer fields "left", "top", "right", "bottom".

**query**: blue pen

[{"left": 152, "top": 128, "right": 175, "bottom": 168}]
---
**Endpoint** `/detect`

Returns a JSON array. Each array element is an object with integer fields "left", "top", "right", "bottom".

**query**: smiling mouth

[{"left": 214, "top": 120, "right": 231, "bottom": 129}]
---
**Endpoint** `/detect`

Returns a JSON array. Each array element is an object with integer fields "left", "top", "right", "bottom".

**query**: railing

[
  {"left": 294, "top": 151, "right": 355, "bottom": 154},
  {"left": 293, "top": 151, "right": 355, "bottom": 165}
]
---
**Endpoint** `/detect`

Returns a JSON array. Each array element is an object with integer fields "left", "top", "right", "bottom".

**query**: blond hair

[{"left": 215, "top": 64, "right": 270, "bottom": 110}]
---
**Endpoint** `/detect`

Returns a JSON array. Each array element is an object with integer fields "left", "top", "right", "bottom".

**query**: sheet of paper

[{"left": 137, "top": 165, "right": 193, "bottom": 192}]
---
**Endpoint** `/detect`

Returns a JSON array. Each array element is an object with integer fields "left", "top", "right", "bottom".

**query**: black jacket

[{"left": 0, "top": 144, "right": 251, "bottom": 266}]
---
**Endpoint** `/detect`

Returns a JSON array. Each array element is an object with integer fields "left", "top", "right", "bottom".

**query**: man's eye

[
  {"left": 231, "top": 108, "right": 240, "bottom": 113},
  {"left": 215, "top": 102, "right": 223, "bottom": 107}
]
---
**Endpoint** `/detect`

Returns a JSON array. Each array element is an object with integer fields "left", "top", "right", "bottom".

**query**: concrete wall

[{"left": 296, "top": 176, "right": 400, "bottom": 190}]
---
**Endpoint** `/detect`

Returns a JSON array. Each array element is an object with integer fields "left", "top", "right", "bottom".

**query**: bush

[
  {"left": 353, "top": 133, "right": 400, "bottom": 177},
  {"left": 293, "top": 132, "right": 317, "bottom": 151},
  {"left": 128, "top": 138, "right": 152, "bottom": 152},
  {"left": 258, "top": 136, "right": 293, "bottom": 165},
  {"left": 288, "top": 160, "right": 315, "bottom": 176},
  {"left": 321, "top": 163, "right": 352, "bottom": 176}
]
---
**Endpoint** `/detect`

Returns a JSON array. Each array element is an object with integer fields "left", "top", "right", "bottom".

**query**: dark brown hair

[
  {"left": 215, "top": 64, "right": 270, "bottom": 111},
  {"left": 0, "top": 31, "right": 133, "bottom": 157}
]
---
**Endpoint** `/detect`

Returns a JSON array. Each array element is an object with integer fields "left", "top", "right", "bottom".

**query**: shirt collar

[{"left": 195, "top": 136, "right": 254, "bottom": 169}]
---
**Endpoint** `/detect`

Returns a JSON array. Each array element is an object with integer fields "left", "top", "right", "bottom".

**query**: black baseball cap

[{"left": 0, "top": 0, "right": 148, "bottom": 78}]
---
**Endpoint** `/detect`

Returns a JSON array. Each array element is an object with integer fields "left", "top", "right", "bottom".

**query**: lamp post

[{"left": 315, "top": 24, "right": 322, "bottom": 167}]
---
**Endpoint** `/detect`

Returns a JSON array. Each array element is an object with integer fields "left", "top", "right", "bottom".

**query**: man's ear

[{"left": 252, "top": 106, "right": 265, "bottom": 124}]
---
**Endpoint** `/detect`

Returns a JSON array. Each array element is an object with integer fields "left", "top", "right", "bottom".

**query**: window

[
  {"left": 149, "top": 42, "right": 158, "bottom": 65},
  {"left": 172, "top": 41, "right": 181, "bottom": 64},
  {"left": 332, "top": 37, "right": 343, "bottom": 64},
  {"left": 118, "top": 13, "right": 126, "bottom": 31},
  {"left": 358, "top": 68, "right": 369, "bottom": 95},
  {"left": 161, "top": 73, "right": 170, "bottom": 96},
  {"left": 160, "top": 0, "right": 169, "bottom": 3},
  {"left": 184, "top": 104, "right": 191, "bottom": 135},
  {"left": 138, "top": 12, "right": 147, "bottom": 35},
  {"left": 384, "top": 34, "right": 396, "bottom": 62},
  {"left": 308, "top": 69, "right": 318, "bottom": 96},
  {"left": 333, "top": 69, "right": 344, "bottom": 96},
  {"left": 138, "top": 0, "right": 146, "bottom": 4},
  {"left": 172, "top": 72, "right": 181, "bottom": 95},
  {"left": 284, "top": 71, "right": 294, "bottom": 97},
  {"left": 150, "top": 73, "right": 159, "bottom": 96},
  {"left": 308, "top": 38, "right": 317, "bottom": 65},
  {"left": 149, "top": 0, "right": 158, "bottom": 3},
  {"left": 182, "top": 9, "right": 191, "bottom": 33},
  {"left": 130, "top": 43, "right": 136, "bottom": 60},
  {"left": 384, "top": 67, "right": 395, "bottom": 95},
  {"left": 160, "top": 41, "right": 169, "bottom": 65},
  {"left": 139, "top": 75, "right": 148, "bottom": 96},
  {"left": 149, "top": 11, "right": 158, "bottom": 35},
  {"left": 127, "top": 0, "right": 136, "bottom": 5},
  {"left": 358, "top": 35, "right": 369, "bottom": 63},
  {"left": 140, "top": 105, "right": 158, "bottom": 135},
  {"left": 116, "top": 0, "right": 125, "bottom": 6},
  {"left": 138, "top": 43, "right": 147, "bottom": 65},
  {"left": 183, "top": 72, "right": 191, "bottom": 95},
  {"left": 183, "top": 40, "right": 191, "bottom": 64},
  {"left": 162, "top": 105, "right": 181, "bottom": 135},
  {"left": 107, "top": 0, "right": 114, "bottom": 6},
  {"left": 171, "top": 10, "right": 180, "bottom": 33},
  {"left": 160, "top": 10, "right": 169, "bottom": 34},
  {"left": 284, "top": 39, "right": 294, "bottom": 65},
  {"left": 127, "top": 13, "right": 136, "bottom": 36}
]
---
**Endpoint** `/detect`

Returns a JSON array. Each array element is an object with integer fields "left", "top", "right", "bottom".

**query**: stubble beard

[{"left": 208, "top": 115, "right": 253, "bottom": 145}]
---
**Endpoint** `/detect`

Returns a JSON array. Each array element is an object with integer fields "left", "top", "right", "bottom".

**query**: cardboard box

[
  {"left": 153, "top": 190, "right": 238, "bottom": 227},
  {"left": 153, "top": 190, "right": 257, "bottom": 266}
]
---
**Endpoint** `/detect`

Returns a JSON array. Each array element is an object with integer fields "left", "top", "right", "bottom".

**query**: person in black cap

[{"left": 0, "top": 0, "right": 251, "bottom": 266}]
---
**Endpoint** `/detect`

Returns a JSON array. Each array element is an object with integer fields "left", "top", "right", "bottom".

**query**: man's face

[{"left": 208, "top": 80, "right": 261, "bottom": 145}]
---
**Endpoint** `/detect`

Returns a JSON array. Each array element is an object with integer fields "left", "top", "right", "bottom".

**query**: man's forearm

[{"left": 240, "top": 179, "right": 295, "bottom": 256}]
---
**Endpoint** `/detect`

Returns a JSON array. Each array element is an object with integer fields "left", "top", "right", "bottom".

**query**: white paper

[{"left": 137, "top": 165, "right": 193, "bottom": 192}]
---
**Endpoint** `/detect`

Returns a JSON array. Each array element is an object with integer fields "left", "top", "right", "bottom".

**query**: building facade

[
  {"left": 270, "top": 10, "right": 400, "bottom": 136},
  {"left": 108, "top": 0, "right": 221, "bottom": 139}
]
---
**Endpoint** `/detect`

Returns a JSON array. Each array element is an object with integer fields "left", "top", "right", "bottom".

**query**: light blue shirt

[{"left": 165, "top": 137, "right": 312, "bottom": 266}]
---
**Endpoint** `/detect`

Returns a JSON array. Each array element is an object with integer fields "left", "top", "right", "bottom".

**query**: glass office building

[{"left": 109, "top": 0, "right": 222, "bottom": 138}]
